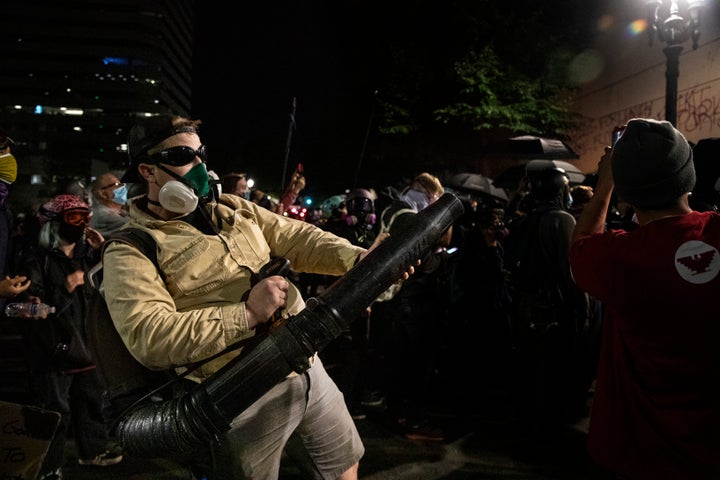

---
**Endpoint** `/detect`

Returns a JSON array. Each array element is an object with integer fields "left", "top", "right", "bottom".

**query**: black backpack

[
  {"left": 85, "top": 228, "right": 178, "bottom": 423},
  {"left": 85, "top": 228, "right": 287, "bottom": 425}
]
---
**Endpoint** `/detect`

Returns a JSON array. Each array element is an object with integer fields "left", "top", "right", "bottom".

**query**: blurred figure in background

[
  {"left": 504, "top": 164, "right": 591, "bottom": 432},
  {"left": 449, "top": 207, "right": 513, "bottom": 400},
  {"left": 373, "top": 172, "right": 452, "bottom": 442},
  {"left": 89, "top": 172, "right": 130, "bottom": 236},
  {"left": 222, "top": 172, "right": 250, "bottom": 199},
  {"left": 688, "top": 137, "right": 720, "bottom": 212},
  {"left": 321, "top": 188, "right": 378, "bottom": 420},
  {"left": 569, "top": 184, "right": 594, "bottom": 219},
  {"left": 0, "top": 128, "right": 24, "bottom": 308},
  {"left": 250, "top": 188, "right": 280, "bottom": 213},
  {"left": 277, "top": 167, "right": 306, "bottom": 214},
  {"left": 18, "top": 194, "right": 122, "bottom": 480}
]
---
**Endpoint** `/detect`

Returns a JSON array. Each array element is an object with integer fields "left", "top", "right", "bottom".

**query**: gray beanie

[{"left": 612, "top": 118, "right": 695, "bottom": 209}]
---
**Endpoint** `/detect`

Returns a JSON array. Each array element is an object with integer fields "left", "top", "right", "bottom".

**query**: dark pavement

[{"left": 60, "top": 389, "right": 610, "bottom": 480}]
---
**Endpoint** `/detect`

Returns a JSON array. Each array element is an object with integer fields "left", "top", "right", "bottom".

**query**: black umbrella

[
  {"left": 501, "top": 135, "right": 580, "bottom": 160},
  {"left": 526, "top": 159, "right": 586, "bottom": 184},
  {"left": 445, "top": 172, "right": 509, "bottom": 202}
]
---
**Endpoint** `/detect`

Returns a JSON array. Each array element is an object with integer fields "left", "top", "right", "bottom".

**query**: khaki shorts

[{"left": 211, "top": 356, "right": 364, "bottom": 479}]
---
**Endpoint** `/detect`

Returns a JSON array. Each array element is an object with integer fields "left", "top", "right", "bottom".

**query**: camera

[{"left": 612, "top": 125, "right": 625, "bottom": 147}]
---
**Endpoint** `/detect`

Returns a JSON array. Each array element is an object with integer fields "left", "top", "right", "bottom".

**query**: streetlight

[{"left": 645, "top": 0, "right": 704, "bottom": 126}]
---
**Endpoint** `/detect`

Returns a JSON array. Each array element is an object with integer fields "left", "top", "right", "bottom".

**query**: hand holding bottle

[{"left": 5, "top": 301, "right": 56, "bottom": 319}]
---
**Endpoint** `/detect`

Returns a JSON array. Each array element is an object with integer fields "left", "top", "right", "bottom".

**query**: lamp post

[{"left": 646, "top": 0, "right": 704, "bottom": 126}]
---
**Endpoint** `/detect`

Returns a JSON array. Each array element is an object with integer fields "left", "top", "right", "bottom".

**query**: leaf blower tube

[{"left": 117, "top": 192, "right": 465, "bottom": 459}]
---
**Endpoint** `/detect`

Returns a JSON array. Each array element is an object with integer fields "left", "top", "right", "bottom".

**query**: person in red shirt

[{"left": 570, "top": 118, "right": 720, "bottom": 479}]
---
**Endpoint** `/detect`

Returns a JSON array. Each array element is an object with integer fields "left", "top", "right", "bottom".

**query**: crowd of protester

[{"left": 1, "top": 118, "right": 719, "bottom": 479}]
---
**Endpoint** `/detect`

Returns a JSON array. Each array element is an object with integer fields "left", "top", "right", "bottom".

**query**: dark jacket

[{"left": 20, "top": 243, "right": 97, "bottom": 372}]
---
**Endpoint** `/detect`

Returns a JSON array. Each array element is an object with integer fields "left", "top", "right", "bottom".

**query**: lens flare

[{"left": 628, "top": 19, "right": 648, "bottom": 37}]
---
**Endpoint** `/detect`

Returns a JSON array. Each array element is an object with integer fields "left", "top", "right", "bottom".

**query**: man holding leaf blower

[{"left": 102, "top": 114, "right": 417, "bottom": 480}]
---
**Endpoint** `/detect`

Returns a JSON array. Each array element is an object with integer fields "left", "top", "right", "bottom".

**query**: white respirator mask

[{"left": 158, "top": 180, "right": 199, "bottom": 214}]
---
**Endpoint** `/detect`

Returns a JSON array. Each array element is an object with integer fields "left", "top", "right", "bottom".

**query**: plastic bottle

[{"left": 4, "top": 302, "right": 56, "bottom": 317}]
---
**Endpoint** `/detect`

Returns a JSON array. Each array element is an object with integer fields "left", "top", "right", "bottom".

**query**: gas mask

[
  {"left": 343, "top": 212, "right": 377, "bottom": 228},
  {"left": 157, "top": 163, "right": 211, "bottom": 214},
  {"left": 112, "top": 184, "right": 129, "bottom": 205}
]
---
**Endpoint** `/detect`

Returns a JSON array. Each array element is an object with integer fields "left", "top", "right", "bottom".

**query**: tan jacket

[{"left": 102, "top": 194, "right": 364, "bottom": 382}]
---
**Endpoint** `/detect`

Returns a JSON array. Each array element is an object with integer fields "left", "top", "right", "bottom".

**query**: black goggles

[{"left": 148, "top": 144, "right": 207, "bottom": 166}]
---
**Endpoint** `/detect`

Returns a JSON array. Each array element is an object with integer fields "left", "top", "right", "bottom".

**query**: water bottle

[{"left": 4, "top": 302, "right": 56, "bottom": 317}]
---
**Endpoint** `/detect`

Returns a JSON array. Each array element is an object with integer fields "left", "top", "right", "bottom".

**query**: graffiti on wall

[{"left": 572, "top": 77, "right": 720, "bottom": 169}]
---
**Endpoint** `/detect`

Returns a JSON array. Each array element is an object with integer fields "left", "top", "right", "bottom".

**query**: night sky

[
  {"left": 192, "top": 2, "right": 376, "bottom": 200},
  {"left": 191, "top": 1, "right": 602, "bottom": 200}
]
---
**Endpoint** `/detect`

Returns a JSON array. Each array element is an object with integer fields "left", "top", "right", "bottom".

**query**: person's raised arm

[{"left": 572, "top": 146, "right": 614, "bottom": 244}]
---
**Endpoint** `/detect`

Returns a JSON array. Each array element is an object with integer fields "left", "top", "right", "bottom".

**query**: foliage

[
  {"left": 433, "top": 47, "right": 577, "bottom": 137},
  {"left": 368, "top": 0, "right": 600, "bottom": 140}
]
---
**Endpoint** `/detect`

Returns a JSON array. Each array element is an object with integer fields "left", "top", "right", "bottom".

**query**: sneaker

[
  {"left": 359, "top": 390, "right": 385, "bottom": 407},
  {"left": 349, "top": 404, "right": 367, "bottom": 421},
  {"left": 78, "top": 450, "right": 123, "bottom": 466},
  {"left": 403, "top": 421, "right": 445, "bottom": 442},
  {"left": 38, "top": 468, "right": 63, "bottom": 480}
]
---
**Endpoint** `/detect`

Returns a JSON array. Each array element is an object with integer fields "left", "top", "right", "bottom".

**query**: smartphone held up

[{"left": 612, "top": 125, "right": 626, "bottom": 147}]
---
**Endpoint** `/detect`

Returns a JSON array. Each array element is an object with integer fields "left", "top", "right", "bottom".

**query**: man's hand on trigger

[{"left": 245, "top": 276, "right": 289, "bottom": 329}]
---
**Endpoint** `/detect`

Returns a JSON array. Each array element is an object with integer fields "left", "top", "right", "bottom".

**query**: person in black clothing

[
  {"left": 0, "top": 129, "right": 30, "bottom": 305},
  {"left": 503, "top": 165, "right": 591, "bottom": 432},
  {"left": 320, "top": 188, "right": 378, "bottom": 420},
  {"left": 373, "top": 173, "right": 452, "bottom": 442},
  {"left": 450, "top": 207, "right": 513, "bottom": 396},
  {"left": 18, "top": 194, "right": 122, "bottom": 479}
]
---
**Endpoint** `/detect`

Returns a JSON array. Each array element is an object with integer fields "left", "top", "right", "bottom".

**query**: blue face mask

[{"left": 112, "top": 184, "right": 128, "bottom": 205}]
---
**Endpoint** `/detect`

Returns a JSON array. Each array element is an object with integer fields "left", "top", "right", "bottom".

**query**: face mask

[
  {"left": 183, "top": 163, "right": 210, "bottom": 198},
  {"left": 156, "top": 162, "right": 211, "bottom": 214},
  {"left": 112, "top": 184, "right": 128, "bottom": 205},
  {"left": 158, "top": 180, "right": 199, "bottom": 214},
  {"left": 0, "top": 153, "right": 17, "bottom": 184},
  {"left": 59, "top": 222, "right": 85, "bottom": 243},
  {"left": 402, "top": 189, "right": 431, "bottom": 212}
]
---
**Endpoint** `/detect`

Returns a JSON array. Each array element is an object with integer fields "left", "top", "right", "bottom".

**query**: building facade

[
  {"left": 570, "top": 0, "right": 720, "bottom": 174},
  {"left": 0, "top": 0, "right": 195, "bottom": 209}
]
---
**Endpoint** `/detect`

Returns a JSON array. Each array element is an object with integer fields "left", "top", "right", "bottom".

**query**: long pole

[
  {"left": 353, "top": 93, "right": 377, "bottom": 188},
  {"left": 281, "top": 97, "right": 297, "bottom": 192},
  {"left": 663, "top": 45, "right": 682, "bottom": 126}
]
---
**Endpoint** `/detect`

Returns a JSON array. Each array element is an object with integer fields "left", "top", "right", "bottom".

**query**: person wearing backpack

[
  {"left": 101, "top": 114, "right": 412, "bottom": 480},
  {"left": 18, "top": 194, "right": 122, "bottom": 480},
  {"left": 503, "top": 164, "right": 591, "bottom": 433}
]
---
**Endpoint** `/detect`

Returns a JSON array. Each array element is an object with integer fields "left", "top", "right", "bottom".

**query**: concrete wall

[{"left": 570, "top": 0, "right": 720, "bottom": 174}]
